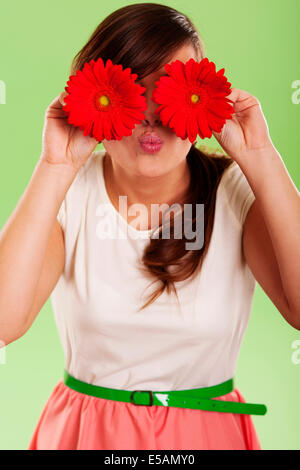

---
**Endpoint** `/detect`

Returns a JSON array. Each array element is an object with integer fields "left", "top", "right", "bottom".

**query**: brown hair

[{"left": 68, "top": 3, "right": 234, "bottom": 311}]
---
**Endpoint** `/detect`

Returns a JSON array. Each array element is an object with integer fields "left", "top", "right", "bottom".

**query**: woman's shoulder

[
  {"left": 56, "top": 148, "right": 105, "bottom": 230},
  {"left": 73, "top": 148, "right": 105, "bottom": 185},
  {"left": 217, "top": 159, "right": 256, "bottom": 228}
]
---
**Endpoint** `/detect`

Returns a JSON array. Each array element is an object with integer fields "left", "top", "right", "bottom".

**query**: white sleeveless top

[{"left": 51, "top": 149, "right": 256, "bottom": 391}]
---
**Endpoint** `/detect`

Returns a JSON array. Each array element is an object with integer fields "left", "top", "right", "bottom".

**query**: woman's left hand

[{"left": 212, "top": 88, "right": 274, "bottom": 162}]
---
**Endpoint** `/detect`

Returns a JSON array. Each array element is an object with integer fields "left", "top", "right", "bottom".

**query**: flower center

[
  {"left": 99, "top": 95, "right": 110, "bottom": 107},
  {"left": 190, "top": 93, "right": 200, "bottom": 104}
]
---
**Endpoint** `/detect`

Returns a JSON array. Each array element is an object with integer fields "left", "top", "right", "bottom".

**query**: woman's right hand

[{"left": 40, "top": 91, "right": 99, "bottom": 173}]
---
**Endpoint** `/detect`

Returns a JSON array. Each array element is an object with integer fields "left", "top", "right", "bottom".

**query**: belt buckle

[{"left": 130, "top": 390, "right": 154, "bottom": 406}]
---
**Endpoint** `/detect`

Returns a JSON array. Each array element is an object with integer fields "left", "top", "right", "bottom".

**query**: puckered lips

[
  {"left": 138, "top": 132, "right": 163, "bottom": 145},
  {"left": 138, "top": 132, "right": 164, "bottom": 153}
]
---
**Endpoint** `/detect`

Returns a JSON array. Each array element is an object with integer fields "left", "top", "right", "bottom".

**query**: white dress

[{"left": 51, "top": 148, "right": 256, "bottom": 391}]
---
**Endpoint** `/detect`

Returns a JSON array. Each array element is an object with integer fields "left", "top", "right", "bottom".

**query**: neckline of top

[{"left": 95, "top": 149, "right": 154, "bottom": 238}]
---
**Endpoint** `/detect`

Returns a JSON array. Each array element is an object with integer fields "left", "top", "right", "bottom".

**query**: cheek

[
  {"left": 171, "top": 136, "right": 193, "bottom": 154},
  {"left": 162, "top": 127, "right": 192, "bottom": 148},
  {"left": 103, "top": 136, "right": 134, "bottom": 152},
  {"left": 102, "top": 139, "right": 138, "bottom": 167}
]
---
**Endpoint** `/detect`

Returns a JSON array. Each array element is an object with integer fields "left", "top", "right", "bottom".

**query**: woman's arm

[
  {"left": 211, "top": 88, "right": 300, "bottom": 329},
  {"left": 241, "top": 144, "right": 300, "bottom": 330},
  {"left": 0, "top": 91, "right": 98, "bottom": 345},
  {"left": 0, "top": 160, "right": 76, "bottom": 345}
]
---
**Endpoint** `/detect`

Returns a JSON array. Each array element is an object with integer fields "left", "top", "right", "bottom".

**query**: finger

[
  {"left": 58, "top": 91, "right": 68, "bottom": 107},
  {"left": 47, "top": 92, "right": 67, "bottom": 111},
  {"left": 226, "top": 87, "right": 240, "bottom": 104},
  {"left": 227, "top": 87, "right": 255, "bottom": 107}
]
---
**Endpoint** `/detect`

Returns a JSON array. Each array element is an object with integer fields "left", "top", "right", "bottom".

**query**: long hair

[{"left": 68, "top": 3, "right": 234, "bottom": 311}]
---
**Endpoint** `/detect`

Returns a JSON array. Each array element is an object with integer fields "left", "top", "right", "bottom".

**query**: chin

[{"left": 134, "top": 155, "right": 169, "bottom": 177}]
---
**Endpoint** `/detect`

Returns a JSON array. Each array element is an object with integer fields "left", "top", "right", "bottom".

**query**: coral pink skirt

[{"left": 28, "top": 379, "right": 262, "bottom": 450}]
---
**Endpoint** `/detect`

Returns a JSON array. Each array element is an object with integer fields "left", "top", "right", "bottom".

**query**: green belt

[{"left": 63, "top": 370, "right": 267, "bottom": 416}]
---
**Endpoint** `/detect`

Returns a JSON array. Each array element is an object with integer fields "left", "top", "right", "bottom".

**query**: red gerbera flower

[
  {"left": 63, "top": 58, "right": 147, "bottom": 141},
  {"left": 152, "top": 58, "right": 235, "bottom": 143}
]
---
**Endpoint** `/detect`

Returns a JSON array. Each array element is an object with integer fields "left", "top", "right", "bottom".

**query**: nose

[
  {"left": 141, "top": 115, "right": 161, "bottom": 127},
  {"left": 140, "top": 91, "right": 162, "bottom": 127}
]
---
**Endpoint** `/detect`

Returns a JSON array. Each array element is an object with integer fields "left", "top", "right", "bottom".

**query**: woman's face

[{"left": 102, "top": 43, "right": 199, "bottom": 178}]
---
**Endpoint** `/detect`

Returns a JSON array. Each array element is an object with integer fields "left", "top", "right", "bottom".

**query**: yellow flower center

[
  {"left": 99, "top": 95, "right": 110, "bottom": 107},
  {"left": 190, "top": 93, "right": 200, "bottom": 104}
]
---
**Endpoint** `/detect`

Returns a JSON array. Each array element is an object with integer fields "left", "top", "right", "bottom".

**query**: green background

[{"left": 0, "top": 0, "right": 299, "bottom": 450}]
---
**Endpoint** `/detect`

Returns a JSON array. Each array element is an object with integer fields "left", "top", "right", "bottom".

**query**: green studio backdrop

[{"left": 0, "top": 0, "right": 300, "bottom": 450}]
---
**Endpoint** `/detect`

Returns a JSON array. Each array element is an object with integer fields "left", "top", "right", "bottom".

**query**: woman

[{"left": 1, "top": 3, "right": 299, "bottom": 450}]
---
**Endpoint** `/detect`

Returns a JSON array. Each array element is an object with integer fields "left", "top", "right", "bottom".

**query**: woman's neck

[{"left": 103, "top": 152, "right": 191, "bottom": 231}]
